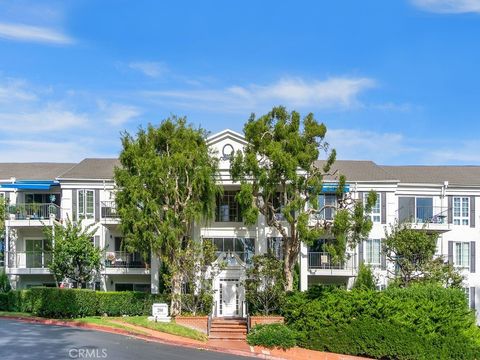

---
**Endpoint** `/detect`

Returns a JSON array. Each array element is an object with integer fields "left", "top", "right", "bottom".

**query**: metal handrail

[
  {"left": 245, "top": 301, "right": 250, "bottom": 333},
  {"left": 6, "top": 203, "right": 60, "bottom": 221},
  {"left": 101, "top": 201, "right": 118, "bottom": 219},
  {"left": 397, "top": 206, "right": 449, "bottom": 224}
]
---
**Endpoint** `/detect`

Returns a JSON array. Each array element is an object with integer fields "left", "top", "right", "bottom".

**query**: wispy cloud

[
  {"left": 0, "top": 78, "right": 37, "bottom": 102},
  {"left": 98, "top": 101, "right": 142, "bottom": 126},
  {"left": 327, "top": 129, "right": 413, "bottom": 163},
  {"left": 0, "top": 139, "right": 101, "bottom": 162},
  {"left": 0, "top": 22, "right": 73, "bottom": 44},
  {"left": 129, "top": 61, "right": 169, "bottom": 78},
  {"left": 411, "top": 0, "right": 480, "bottom": 14},
  {"left": 0, "top": 104, "right": 88, "bottom": 132},
  {"left": 142, "top": 76, "right": 376, "bottom": 113}
]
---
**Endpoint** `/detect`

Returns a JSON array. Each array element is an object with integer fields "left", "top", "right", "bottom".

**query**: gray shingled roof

[
  {"left": 316, "top": 160, "right": 397, "bottom": 182},
  {"left": 0, "top": 163, "right": 76, "bottom": 181},
  {"left": 381, "top": 165, "right": 480, "bottom": 185},
  {"left": 58, "top": 158, "right": 120, "bottom": 180}
]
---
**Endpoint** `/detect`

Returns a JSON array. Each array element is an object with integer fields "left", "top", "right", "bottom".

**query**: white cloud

[
  {"left": 428, "top": 140, "right": 480, "bottom": 163},
  {"left": 142, "top": 76, "right": 376, "bottom": 113},
  {"left": 0, "top": 22, "right": 73, "bottom": 44},
  {"left": 0, "top": 79, "right": 37, "bottom": 102},
  {"left": 0, "top": 140, "right": 96, "bottom": 162},
  {"left": 327, "top": 129, "right": 412, "bottom": 163},
  {"left": 129, "top": 61, "right": 169, "bottom": 78},
  {"left": 0, "top": 104, "right": 89, "bottom": 132},
  {"left": 411, "top": 0, "right": 480, "bottom": 13},
  {"left": 97, "top": 101, "right": 142, "bottom": 126}
]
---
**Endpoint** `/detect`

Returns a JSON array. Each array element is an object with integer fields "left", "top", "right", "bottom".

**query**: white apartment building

[{"left": 1, "top": 129, "right": 479, "bottom": 321}]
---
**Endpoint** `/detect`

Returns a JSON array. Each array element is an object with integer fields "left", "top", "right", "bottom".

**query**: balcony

[
  {"left": 6, "top": 251, "right": 52, "bottom": 274},
  {"left": 101, "top": 201, "right": 120, "bottom": 226},
  {"left": 308, "top": 252, "right": 356, "bottom": 276},
  {"left": 6, "top": 203, "right": 61, "bottom": 227},
  {"left": 104, "top": 251, "right": 150, "bottom": 274},
  {"left": 398, "top": 206, "right": 451, "bottom": 233}
]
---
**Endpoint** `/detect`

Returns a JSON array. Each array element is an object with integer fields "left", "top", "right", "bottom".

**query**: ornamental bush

[
  {"left": 246, "top": 323, "right": 297, "bottom": 349},
  {"left": 282, "top": 285, "right": 480, "bottom": 359},
  {"left": 0, "top": 288, "right": 165, "bottom": 318}
]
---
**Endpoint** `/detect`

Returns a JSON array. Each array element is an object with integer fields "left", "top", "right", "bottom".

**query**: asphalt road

[{"left": 0, "top": 318, "right": 254, "bottom": 360}]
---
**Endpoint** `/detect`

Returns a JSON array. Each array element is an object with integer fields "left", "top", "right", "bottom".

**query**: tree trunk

[
  {"left": 170, "top": 272, "right": 182, "bottom": 317},
  {"left": 283, "top": 239, "right": 294, "bottom": 291}
]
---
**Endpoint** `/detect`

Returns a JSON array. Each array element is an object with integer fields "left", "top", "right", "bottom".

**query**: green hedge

[
  {"left": 282, "top": 285, "right": 480, "bottom": 359},
  {"left": 0, "top": 288, "right": 165, "bottom": 318},
  {"left": 246, "top": 323, "right": 297, "bottom": 350}
]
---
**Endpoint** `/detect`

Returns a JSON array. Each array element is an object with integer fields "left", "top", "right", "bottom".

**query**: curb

[{"left": 0, "top": 315, "right": 273, "bottom": 359}]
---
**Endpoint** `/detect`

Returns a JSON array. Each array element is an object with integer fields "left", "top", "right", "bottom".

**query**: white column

[
  {"left": 300, "top": 242, "right": 309, "bottom": 291},
  {"left": 150, "top": 253, "right": 160, "bottom": 294},
  {"left": 4, "top": 224, "right": 9, "bottom": 268},
  {"left": 256, "top": 213, "right": 266, "bottom": 255}
]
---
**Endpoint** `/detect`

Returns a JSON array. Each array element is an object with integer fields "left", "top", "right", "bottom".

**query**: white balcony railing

[
  {"left": 7, "top": 251, "right": 52, "bottom": 269},
  {"left": 6, "top": 203, "right": 61, "bottom": 221},
  {"left": 308, "top": 251, "right": 356, "bottom": 270}
]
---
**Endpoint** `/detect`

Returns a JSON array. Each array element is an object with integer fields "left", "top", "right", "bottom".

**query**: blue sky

[{"left": 0, "top": 0, "right": 479, "bottom": 164}]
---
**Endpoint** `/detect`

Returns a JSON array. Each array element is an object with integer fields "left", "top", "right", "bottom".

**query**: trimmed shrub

[
  {"left": 97, "top": 291, "right": 162, "bottom": 316},
  {"left": 247, "top": 323, "right": 297, "bottom": 350},
  {"left": 1, "top": 288, "right": 165, "bottom": 318},
  {"left": 0, "top": 293, "right": 8, "bottom": 310},
  {"left": 282, "top": 285, "right": 480, "bottom": 359}
]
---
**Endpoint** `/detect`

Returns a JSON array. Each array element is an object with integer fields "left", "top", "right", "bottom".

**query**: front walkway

[{"left": 0, "top": 314, "right": 368, "bottom": 360}]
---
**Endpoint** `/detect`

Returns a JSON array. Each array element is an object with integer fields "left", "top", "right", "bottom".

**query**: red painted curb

[{"left": 0, "top": 315, "right": 269, "bottom": 359}]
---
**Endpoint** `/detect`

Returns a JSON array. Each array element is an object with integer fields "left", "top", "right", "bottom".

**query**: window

[
  {"left": 208, "top": 237, "right": 255, "bottom": 264},
  {"left": 454, "top": 242, "right": 470, "bottom": 269},
  {"left": 398, "top": 197, "right": 434, "bottom": 223},
  {"left": 365, "top": 239, "right": 381, "bottom": 265},
  {"left": 267, "top": 237, "right": 284, "bottom": 260},
  {"left": 453, "top": 197, "right": 469, "bottom": 226},
  {"left": 364, "top": 193, "right": 381, "bottom": 223},
  {"left": 318, "top": 194, "right": 336, "bottom": 220},
  {"left": 78, "top": 190, "right": 95, "bottom": 219},
  {"left": 115, "top": 283, "right": 150, "bottom": 292},
  {"left": 215, "top": 191, "right": 241, "bottom": 222}
]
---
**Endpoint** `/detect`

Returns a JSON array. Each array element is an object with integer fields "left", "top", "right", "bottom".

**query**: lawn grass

[
  {"left": 119, "top": 316, "right": 207, "bottom": 342},
  {"left": 0, "top": 311, "right": 206, "bottom": 341}
]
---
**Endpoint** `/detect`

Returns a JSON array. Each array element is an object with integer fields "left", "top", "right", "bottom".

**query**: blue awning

[
  {"left": 321, "top": 183, "right": 350, "bottom": 193},
  {"left": 0, "top": 180, "right": 60, "bottom": 190}
]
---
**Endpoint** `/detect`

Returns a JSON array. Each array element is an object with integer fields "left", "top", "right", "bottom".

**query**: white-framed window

[
  {"left": 365, "top": 239, "right": 381, "bottom": 265},
  {"left": 364, "top": 193, "right": 381, "bottom": 223},
  {"left": 78, "top": 189, "right": 95, "bottom": 219},
  {"left": 318, "top": 194, "right": 336, "bottom": 220},
  {"left": 453, "top": 197, "right": 469, "bottom": 226},
  {"left": 454, "top": 242, "right": 470, "bottom": 269},
  {"left": 464, "top": 287, "right": 471, "bottom": 306}
]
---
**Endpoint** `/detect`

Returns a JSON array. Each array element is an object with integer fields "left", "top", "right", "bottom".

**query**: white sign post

[{"left": 148, "top": 303, "right": 171, "bottom": 323}]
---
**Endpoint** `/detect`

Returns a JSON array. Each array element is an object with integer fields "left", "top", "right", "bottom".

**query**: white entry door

[{"left": 219, "top": 279, "right": 239, "bottom": 317}]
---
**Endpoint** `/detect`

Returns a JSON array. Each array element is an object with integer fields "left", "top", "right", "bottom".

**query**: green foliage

[
  {"left": 352, "top": 263, "right": 376, "bottom": 290},
  {"left": 246, "top": 323, "right": 297, "bottom": 350},
  {"left": 0, "top": 196, "right": 5, "bottom": 234},
  {"left": 0, "top": 270, "right": 11, "bottom": 293},
  {"left": 1, "top": 288, "right": 164, "bottom": 318},
  {"left": 230, "top": 106, "right": 374, "bottom": 289},
  {"left": 169, "top": 239, "right": 219, "bottom": 316},
  {"left": 282, "top": 285, "right": 480, "bottom": 359},
  {"left": 245, "top": 254, "right": 285, "bottom": 315},
  {"left": 44, "top": 219, "right": 101, "bottom": 287},
  {"left": 114, "top": 117, "right": 220, "bottom": 315},
  {"left": 384, "top": 223, "right": 463, "bottom": 287}
]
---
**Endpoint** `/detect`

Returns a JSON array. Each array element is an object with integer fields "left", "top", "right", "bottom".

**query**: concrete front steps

[{"left": 209, "top": 318, "right": 247, "bottom": 340}]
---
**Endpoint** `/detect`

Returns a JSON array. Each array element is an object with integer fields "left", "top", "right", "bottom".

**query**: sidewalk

[{"left": 0, "top": 314, "right": 368, "bottom": 360}]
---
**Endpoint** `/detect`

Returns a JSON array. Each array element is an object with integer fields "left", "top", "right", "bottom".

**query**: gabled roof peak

[{"left": 207, "top": 129, "right": 246, "bottom": 145}]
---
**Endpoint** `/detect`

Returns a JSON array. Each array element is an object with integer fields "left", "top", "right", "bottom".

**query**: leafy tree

[
  {"left": 44, "top": 219, "right": 101, "bottom": 288},
  {"left": 231, "top": 106, "right": 375, "bottom": 290},
  {"left": 245, "top": 254, "right": 286, "bottom": 315},
  {"left": 114, "top": 117, "right": 220, "bottom": 316},
  {"left": 173, "top": 239, "right": 221, "bottom": 316},
  {"left": 352, "top": 263, "right": 377, "bottom": 290},
  {"left": 384, "top": 223, "right": 463, "bottom": 288}
]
